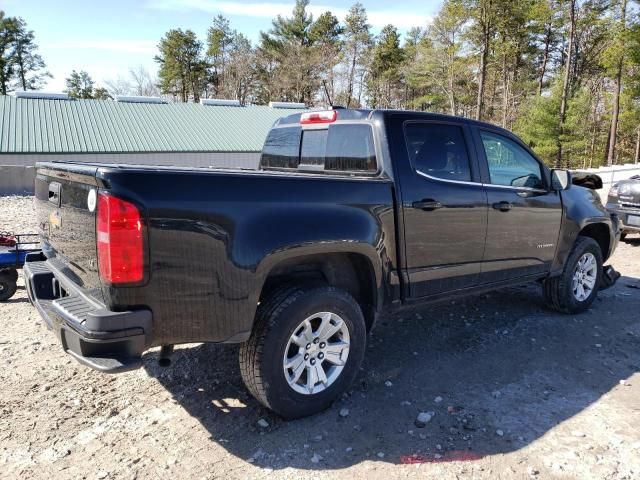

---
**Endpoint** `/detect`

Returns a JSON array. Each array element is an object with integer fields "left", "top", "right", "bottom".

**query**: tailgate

[{"left": 34, "top": 164, "right": 103, "bottom": 301}]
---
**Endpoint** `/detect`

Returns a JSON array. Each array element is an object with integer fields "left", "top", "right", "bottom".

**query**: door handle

[
  {"left": 492, "top": 201, "right": 513, "bottom": 212},
  {"left": 413, "top": 199, "right": 442, "bottom": 211}
]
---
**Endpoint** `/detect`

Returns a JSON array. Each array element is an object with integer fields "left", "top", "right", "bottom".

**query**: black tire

[
  {"left": 543, "top": 236, "right": 603, "bottom": 314},
  {"left": 239, "top": 285, "right": 367, "bottom": 419},
  {"left": 0, "top": 279, "right": 17, "bottom": 302}
]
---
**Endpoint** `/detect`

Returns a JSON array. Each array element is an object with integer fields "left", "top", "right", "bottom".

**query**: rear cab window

[{"left": 260, "top": 122, "right": 377, "bottom": 174}]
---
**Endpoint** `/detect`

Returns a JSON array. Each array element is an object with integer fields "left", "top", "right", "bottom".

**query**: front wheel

[
  {"left": 543, "top": 236, "right": 603, "bottom": 314},
  {"left": 239, "top": 285, "right": 366, "bottom": 419}
]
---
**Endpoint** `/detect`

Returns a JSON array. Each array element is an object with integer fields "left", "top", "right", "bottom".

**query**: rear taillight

[{"left": 96, "top": 192, "right": 144, "bottom": 284}]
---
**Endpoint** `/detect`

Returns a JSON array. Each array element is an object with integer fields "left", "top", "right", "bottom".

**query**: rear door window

[{"left": 404, "top": 123, "right": 473, "bottom": 182}]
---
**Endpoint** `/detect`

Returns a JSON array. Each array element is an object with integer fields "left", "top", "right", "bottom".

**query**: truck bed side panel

[{"left": 95, "top": 168, "right": 397, "bottom": 346}]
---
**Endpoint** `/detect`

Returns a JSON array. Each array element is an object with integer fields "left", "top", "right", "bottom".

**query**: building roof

[{"left": 0, "top": 95, "right": 306, "bottom": 154}]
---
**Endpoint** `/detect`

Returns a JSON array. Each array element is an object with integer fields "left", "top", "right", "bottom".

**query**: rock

[
  {"left": 345, "top": 447, "right": 353, "bottom": 453},
  {"left": 257, "top": 418, "right": 269, "bottom": 429},
  {"left": 400, "top": 400, "right": 412, "bottom": 406},
  {"left": 434, "top": 396, "right": 443, "bottom": 403},
  {"left": 436, "top": 444, "right": 442, "bottom": 450},
  {"left": 496, "top": 429, "right": 504, "bottom": 437},
  {"left": 97, "top": 472, "right": 108, "bottom": 479},
  {"left": 248, "top": 448, "right": 264, "bottom": 463},
  {"left": 419, "top": 433, "right": 427, "bottom": 440},
  {"left": 571, "top": 430, "right": 586, "bottom": 438},
  {"left": 527, "top": 466, "right": 539, "bottom": 476},
  {"left": 339, "top": 408, "right": 350, "bottom": 418},
  {"left": 415, "top": 411, "right": 434, "bottom": 428},
  {"left": 434, "top": 453, "right": 442, "bottom": 459},
  {"left": 384, "top": 380, "right": 393, "bottom": 387},
  {"left": 377, "top": 452, "right": 385, "bottom": 458},
  {"left": 595, "top": 344, "right": 602, "bottom": 348},
  {"left": 310, "top": 453, "right": 322, "bottom": 464},
  {"left": 313, "top": 434, "right": 323, "bottom": 441},
  {"left": 491, "top": 390, "right": 501, "bottom": 398}
]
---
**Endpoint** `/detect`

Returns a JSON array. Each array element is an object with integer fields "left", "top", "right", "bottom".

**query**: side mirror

[{"left": 551, "top": 169, "right": 571, "bottom": 191}]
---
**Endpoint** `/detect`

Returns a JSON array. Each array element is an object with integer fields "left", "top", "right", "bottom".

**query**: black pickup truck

[{"left": 25, "top": 108, "right": 620, "bottom": 418}]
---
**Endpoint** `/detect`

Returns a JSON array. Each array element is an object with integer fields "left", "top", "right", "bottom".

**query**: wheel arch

[
  {"left": 579, "top": 222, "right": 611, "bottom": 261},
  {"left": 256, "top": 245, "right": 382, "bottom": 332}
]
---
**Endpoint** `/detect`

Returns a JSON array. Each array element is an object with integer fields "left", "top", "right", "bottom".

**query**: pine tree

[
  {"left": 65, "top": 70, "right": 95, "bottom": 99},
  {"left": 206, "top": 15, "right": 233, "bottom": 97},
  {"left": 155, "top": 29, "right": 207, "bottom": 102},
  {"left": 341, "top": 3, "right": 372, "bottom": 107},
  {"left": 11, "top": 17, "right": 49, "bottom": 90},
  {"left": 367, "top": 25, "right": 404, "bottom": 108},
  {"left": 0, "top": 11, "right": 49, "bottom": 94}
]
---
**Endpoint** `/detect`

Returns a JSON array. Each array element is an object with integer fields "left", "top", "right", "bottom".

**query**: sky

[{"left": 3, "top": 0, "right": 441, "bottom": 92}]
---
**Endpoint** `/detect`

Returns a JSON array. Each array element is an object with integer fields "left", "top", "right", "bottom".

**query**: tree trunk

[
  {"left": 501, "top": 53, "right": 509, "bottom": 128},
  {"left": 556, "top": 0, "right": 576, "bottom": 168},
  {"left": 475, "top": 7, "right": 491, "bottom": 121},
  {"left": 537, "top": 26, "right": 552, "bottom": 96},
  {"left": 635, "top": 127, "right": 640, "bottom": 164},
  {"left": 346, "top": 46, "right": 357, "bottom": 108},
  {"left": 448, "top": 67, "right": 456, "bottom": 115},
  {"left": 606, "top": 0, "right": 627, "bottom": 166}
]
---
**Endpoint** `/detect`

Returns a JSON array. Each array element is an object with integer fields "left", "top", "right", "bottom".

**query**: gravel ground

[{"left": 1, "top": 195, "right": 639, "bottom": 480}]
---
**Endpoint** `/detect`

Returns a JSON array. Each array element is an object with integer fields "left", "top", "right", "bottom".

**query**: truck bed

[{"left": 33, "top": 161, "right": 398, "bottom": 347}]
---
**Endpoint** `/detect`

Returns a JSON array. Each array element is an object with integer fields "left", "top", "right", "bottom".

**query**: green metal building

[{"left": 0, "top": 93, "right": 305, "bottom": 194}]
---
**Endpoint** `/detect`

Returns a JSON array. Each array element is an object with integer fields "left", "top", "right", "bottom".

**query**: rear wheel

[
  {"left": 543, "top": 236, "right": 603, "bottom": 314},
  {"left": 239, "top": 285, "right": 366, "bottom": 419}
]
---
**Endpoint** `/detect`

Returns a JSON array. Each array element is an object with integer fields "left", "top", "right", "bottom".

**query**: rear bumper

[{"left": 23, "top": 253, "right": 151, "bottom": 373}]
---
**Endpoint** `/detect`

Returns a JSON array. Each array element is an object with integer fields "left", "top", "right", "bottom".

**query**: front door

[
  {"left": 475, "top": 128, "right": 562, "bottom": 282},
  {"left": 399, "top": 121, "right": 488, "bottom": 297}
]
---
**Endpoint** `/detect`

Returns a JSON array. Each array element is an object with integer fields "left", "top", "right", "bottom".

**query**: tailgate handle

[{"left": 48, "top": 182, "right": 61, "bottom": 206}]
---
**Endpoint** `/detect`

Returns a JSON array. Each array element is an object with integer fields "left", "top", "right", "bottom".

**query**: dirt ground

[{"left": 1, "top": 195, "right": 639, "bottom": 480}]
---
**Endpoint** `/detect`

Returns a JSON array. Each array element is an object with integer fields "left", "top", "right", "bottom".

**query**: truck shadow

[{"left": 143, "top": 276, "right": 640, "bottom": 470}]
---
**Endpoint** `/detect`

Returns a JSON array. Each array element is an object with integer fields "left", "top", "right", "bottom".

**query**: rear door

[
  {"left": 473, "top": 127, "right": 562, "bottom": 282},
  {"left": 390, "top": 116, "right": 488, "bottom": 298}
]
